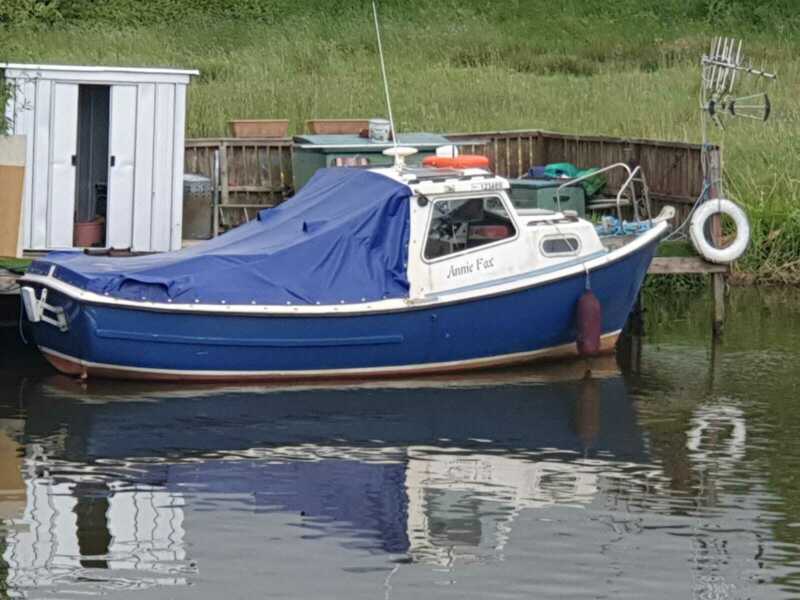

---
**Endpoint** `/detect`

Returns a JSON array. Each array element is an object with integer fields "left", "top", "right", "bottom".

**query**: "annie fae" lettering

[{"left": 445, "top": 256, "right": 495, "bottom": 279}]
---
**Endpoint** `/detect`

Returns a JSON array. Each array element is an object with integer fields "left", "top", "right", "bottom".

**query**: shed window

[
  {"left": 541, "top": 236, "right": 580, "bottom": 255},
  {"left": 424, "top": 196, "right": 516, "bottom": 260}
]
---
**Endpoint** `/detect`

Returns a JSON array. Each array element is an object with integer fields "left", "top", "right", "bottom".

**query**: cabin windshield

[{"left": 423, "top": 195, "right": 516, "bottom": 261}]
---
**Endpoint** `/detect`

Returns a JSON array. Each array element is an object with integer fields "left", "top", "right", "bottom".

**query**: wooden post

[
  {"left": 707, "top": 148, "right": 725, "bottom": 335},
  {"left": 219, "top": 141, "right": 229, "bottom": 230},
  {"left": 534, "top": 131, "right": 547, "bottom": 167},
  {"left": 212, "top": 146, "right": 220, "bottom": 237},
  {"left": 625, "top": 291, "right": 645, "bottom": 336}
]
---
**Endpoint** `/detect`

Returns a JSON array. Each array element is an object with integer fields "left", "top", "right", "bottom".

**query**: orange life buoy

[{"left": 422, "top": 155, "right": 491, "bottom": 169}]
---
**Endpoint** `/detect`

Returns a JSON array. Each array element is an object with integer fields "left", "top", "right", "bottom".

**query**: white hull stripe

[
  {"left": 39, "top": 331, "right": 622, "bottom": 379},
  {"left": 20, "top": 222, "right": 667, "bottom": 317}
]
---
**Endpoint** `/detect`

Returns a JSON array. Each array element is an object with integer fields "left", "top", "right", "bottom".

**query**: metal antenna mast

[
  {"left": 699, "top": 37, "right": 777, "bottom": 197},
  {"left": 701, "top": 36, "right": 776, "bottom": 131},
  {"left": 372, "top": 0, "right": 398, "bottom": 150}
]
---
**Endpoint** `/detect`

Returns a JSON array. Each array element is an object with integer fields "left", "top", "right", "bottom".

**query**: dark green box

[
  {"left": 292, "top": 133, "right": 452, "bottom": 190},
  {"left": 509, "top": 179, "right": 586, "bottom": 216}
]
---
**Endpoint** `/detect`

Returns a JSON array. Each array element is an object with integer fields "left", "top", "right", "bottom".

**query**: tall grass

[{"left": 2, "top": 1, "right": 799, "bottom": 281}]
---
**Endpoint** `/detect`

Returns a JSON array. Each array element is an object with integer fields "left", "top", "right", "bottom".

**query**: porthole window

[{"left": 541, "top": 235, "right": 580, "bottom": 256}]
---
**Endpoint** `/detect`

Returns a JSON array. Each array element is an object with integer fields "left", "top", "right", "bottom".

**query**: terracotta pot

[
  {"left": 228, "top": 119, "right": 289, "bottom": 138},
  {"left": 305, "top": 119, "right": 370, "bottom": 135},
  {"left": 73, "top": 220, "right": 105, "bottom": 247}
]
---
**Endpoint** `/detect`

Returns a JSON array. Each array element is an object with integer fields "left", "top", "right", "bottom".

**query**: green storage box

[
  {"left": 508, "top": 178, "right": 586, "bottom": 217},
  {"left": 292, "top": 133, "right": 452, "bottom": 190}
]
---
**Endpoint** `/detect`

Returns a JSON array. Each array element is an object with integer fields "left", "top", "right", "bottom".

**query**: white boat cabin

[{"left": 372, "top": 165, "right": 607, "bottom": 301}]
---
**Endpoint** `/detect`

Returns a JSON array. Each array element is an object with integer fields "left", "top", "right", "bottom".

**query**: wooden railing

[
  {"left": 446, "top": 130, "right": 708, "bottom": 226},
  {"left": 184, "top": 138, "right": 294, "bottom": 227},
  {"left": 185, "top": 130, "right": 709, "bottom": 230}
]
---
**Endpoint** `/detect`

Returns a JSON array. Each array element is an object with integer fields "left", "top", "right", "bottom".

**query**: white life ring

[{"left": 689, "top": 198, "right": 750, "bottom": 264}]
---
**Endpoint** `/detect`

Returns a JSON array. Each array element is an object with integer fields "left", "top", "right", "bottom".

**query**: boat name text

[{"left": 445, "top": 256, "right": 496, "bottom": 279}]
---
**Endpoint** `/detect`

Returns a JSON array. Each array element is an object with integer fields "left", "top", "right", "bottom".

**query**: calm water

[{"left": 1, "top": 287, "right": 800, "bottom": 599}]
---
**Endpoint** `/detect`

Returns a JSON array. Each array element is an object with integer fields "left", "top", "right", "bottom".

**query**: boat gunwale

[{"left": 19, "top": 221, "right": 667, "bottom": 318}]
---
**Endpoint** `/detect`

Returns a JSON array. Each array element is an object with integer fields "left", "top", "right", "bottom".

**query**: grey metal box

[{"left": 183, "top": 173, "right": 214, "bottom": 240}]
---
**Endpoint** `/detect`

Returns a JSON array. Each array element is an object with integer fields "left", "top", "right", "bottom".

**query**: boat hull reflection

[
  {"left": 22, "top": 359, "right": 642, "bottom": 462},
  {"left": 3, "top": 362, "right": 657, "bottom": 596}
]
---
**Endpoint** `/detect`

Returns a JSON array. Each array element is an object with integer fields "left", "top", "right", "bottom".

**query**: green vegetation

[{"left": 1, "top": 1, "right": 799, "bottom": 281}]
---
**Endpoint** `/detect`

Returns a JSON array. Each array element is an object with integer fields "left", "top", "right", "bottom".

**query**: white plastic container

[{"left": 368, "top": 118, "right": 391, "bottom": 142}]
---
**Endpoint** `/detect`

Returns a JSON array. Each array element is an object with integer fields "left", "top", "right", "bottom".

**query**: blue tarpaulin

[{"left": 29, "top": 169, "right": 412, "bottom": 305}]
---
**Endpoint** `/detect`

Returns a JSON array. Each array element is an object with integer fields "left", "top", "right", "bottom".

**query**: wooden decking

[{"left": 648, "top": 256, "right": 728, "bottom": 274}]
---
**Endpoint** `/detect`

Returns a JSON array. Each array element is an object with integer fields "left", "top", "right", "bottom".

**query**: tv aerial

[
  {"left": 671, "top": 38, "right": 778, "bottom": 264},
  {"left": 701, "top": 37, "right": 776, "bottom": 129}
]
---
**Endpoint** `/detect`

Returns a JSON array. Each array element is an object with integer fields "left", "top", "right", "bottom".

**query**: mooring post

[
  {"left": 707, "top": 148, "right": 726, "bottom": 335},
  {"left": 712, "top": 272, "right": 725, "bottom": 335},
  {"left": 631, "top": 291, "right": 645, "bottom": 336}
]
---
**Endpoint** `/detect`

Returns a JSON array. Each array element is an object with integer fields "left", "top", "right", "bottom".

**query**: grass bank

[{"left": 2, "top": 1, "right": 799, "bottom": 281}]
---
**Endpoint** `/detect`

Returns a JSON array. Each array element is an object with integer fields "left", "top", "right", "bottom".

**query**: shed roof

[{"left": 0, "top": 63, "right": 199, "bottom": 84}]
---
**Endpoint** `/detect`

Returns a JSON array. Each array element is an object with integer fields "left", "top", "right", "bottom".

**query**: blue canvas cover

[{"left": 29, "top": 169, "right": 412, "bottom": 305}]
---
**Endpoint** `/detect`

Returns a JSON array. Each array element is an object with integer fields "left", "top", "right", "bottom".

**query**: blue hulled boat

[{"left": 20, "top": 155, "right": 671, "bottom": 381}]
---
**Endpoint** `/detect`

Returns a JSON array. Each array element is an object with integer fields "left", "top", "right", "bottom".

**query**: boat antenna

[{"left": 372, "top": 0, "right": 398, "bottom": 151}]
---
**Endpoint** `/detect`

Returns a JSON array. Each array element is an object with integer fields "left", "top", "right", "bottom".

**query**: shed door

[
  {"left": 47, "top": 83, "right": 80, "bottom": 248},
  {"left": 106, "top": 85, "right": 138, "bottom": 249}
]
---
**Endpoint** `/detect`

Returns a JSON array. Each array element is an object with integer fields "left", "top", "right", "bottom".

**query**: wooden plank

[
  {"left": 648, "top": 257, "right": 729, "bottom": 274},
  {"left": 282, "top": 145, "right": 294, "bottom": 199},
  {"left": 504, "top": 136, "right": 512, "bottom": 177},
  {"left": 228, "top": 185, "right": 288, "bottom": 193},
  {"left": 534, "top": 132, "right": 546, "bottom": 165},
  {"left": 219, "top": 142, "right": 229, "bottom": 227},
  {"left": 218, "top": 203, "right": 277, "bottom": 209},
  {"left": 187, "top": 137, "right": 293, "bottom": 146},
  {"left": 519, "top": 129, "right": 713, "bottom": 151},
  {"left": 212, "top": 147, "right": 220, "bottom": 237},
  {"left": 446, "top": 129, "right": 715, "bottom": 152},
  {"left": 0, "top": 137, "right": 27, "bottom": 258}
]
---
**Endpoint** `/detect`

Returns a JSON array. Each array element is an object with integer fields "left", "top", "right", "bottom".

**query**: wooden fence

[
  {"left": 184, "top": 138, "right": 293, "bottom": 227},
  {"left": 185, "top": 130, "right": 708, "bottom": 230},
  {"left": 447, "top": 130, "right": 708, "bottom": 225}
]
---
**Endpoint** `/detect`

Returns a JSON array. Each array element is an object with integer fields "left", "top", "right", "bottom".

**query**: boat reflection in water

[{"left": 1, "top": 356, "right": 664, "bottom": 596}]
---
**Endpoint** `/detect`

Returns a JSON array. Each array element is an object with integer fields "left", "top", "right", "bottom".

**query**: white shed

[{"left": 1, "top": 63, "right": 199, "bottom": 252}]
